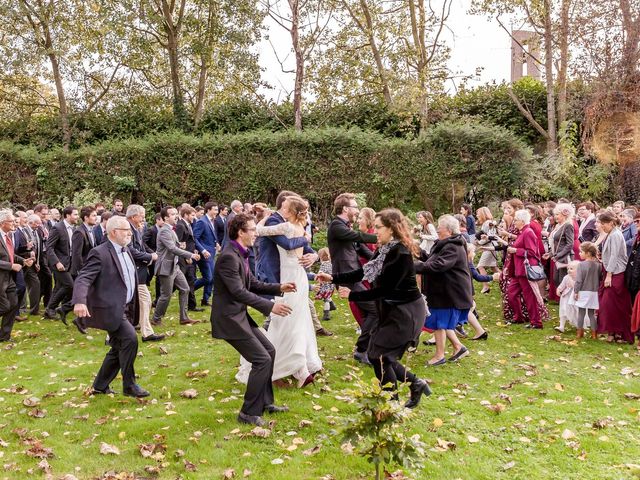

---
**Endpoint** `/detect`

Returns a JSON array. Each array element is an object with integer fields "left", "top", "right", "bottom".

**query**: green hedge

[{"left": 0, "top": 122, "right": 532, "bottom": 217}]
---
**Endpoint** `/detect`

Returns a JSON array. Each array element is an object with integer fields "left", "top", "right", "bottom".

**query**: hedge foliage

[{"left": 0, "top": 122, "right": 532, "bottom": 217}]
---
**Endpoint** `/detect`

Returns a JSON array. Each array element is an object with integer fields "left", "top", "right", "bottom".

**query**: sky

[{"left": 256, "top": 0, "right": 515, "bottom": 101}]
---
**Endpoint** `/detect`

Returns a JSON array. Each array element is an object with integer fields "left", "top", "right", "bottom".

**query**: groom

[{"left": 210, "top": 213, "right": 296, "bottom": 426}]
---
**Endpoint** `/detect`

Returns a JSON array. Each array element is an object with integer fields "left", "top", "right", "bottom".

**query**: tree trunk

[
  {"left": 542, "top": 0, "right": 557, "bottom": 153},
  {"left": 557, "top": 0, "right": 570, "bottom": 129},
  {"left": 194, "top": 57, "right": 208, "bottom": 128},
  {"left": 47, "top": 47, "right": 71, "bottom": 150},
  {"left": 161, "top": 0, "right": 188, "bottom": 129},
  {"left": 619, "top": 0, "right": 640, "bottom": 83},
  {"left": 357, "top": 0, "right": 392, "bottom": 106},
  {"left": 289, "top": 0, "right": 303, "bottom": 130}
]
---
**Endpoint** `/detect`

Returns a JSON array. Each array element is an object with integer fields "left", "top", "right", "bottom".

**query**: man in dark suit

[
  {"left": 143, "top": 213, "right": 164, "bottom": 306},
  {"left": 577, "top": 201, "right": 598, "bottom": 242},
  {"left": 214, "top": 205, "right": 229, "bottom": 248},
  {"left": 23, "top": 214, "right": 43, "bottom": 315},
  {"left": 0, "top": 210, "right": 34, "bottom": 342},
  {"left": 13, "top": 211, "right": 30, "bottom": 320},
  {"left": 152, "top": 206, "right": 201, "bottom": 326},
  {"left": 193, "top": 202, "right": 219, "bottom": 306},
  {"left": 175, "top": 205, "right": 202, "bottom": 312},
  {"left": 211, "top": 213, "right": 295, "bottom": 426},
  {"left": 44, "top": 205, "right": 78, "bottom": 324},
  {"left": 126, "top": 205, "right": 163, "bottom": 342},
  {"left": 93, "top": 211, "right": 111, "bottom": 246},
  {"left": 72, "top": 215, "right": 149, "bottom": 398},
  {"left": 34, "top": 204, "right": 53, "bottom": 309},
  {"left": 327, "top": 193, "right": 378, "bottom": 364}
]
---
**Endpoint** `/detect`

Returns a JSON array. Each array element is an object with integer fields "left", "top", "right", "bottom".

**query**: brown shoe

[
  {"left": 576, "top": 328, "right": 584, "bottom": 339},
  {"left": 591, "top": 331, "right": 597, "bottom": 339},
  {"left": 180, "top": 318, "right": 199, "bottom": 325},
  {"left": 15, "top": 315, "right": 27, "bottom": 322},
  {"left": 315, "top": 328, "right": 334, "bottom": 337}
]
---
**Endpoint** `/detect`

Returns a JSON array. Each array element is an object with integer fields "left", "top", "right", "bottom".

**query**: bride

[{"left": 236, "top": 196, "right": 322, "bottom": 387}]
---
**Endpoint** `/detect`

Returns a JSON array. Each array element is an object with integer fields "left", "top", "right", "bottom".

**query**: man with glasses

[
  {"left": 577, "top": 201, "right": 597, "bottom": 243},
  {"left": 327, "top": 193, "right": 378, "bottom": 365},
  {"left": 72, "top": 216, "right": 149, "bottom": 397}
]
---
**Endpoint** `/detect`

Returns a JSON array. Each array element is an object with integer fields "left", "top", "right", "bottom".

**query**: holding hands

[
  {"left": 280, "top": 282, "right": 297, "bottom": 293},
  {"left": 315, "top": 272, "right": 333, "bottom": 283}
]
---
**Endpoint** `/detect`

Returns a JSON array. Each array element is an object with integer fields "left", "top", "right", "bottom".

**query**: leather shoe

[
  {"left": 471, "top": 331, "right": 488, "bottom": 341},
  {"left": 188, "top": 307, "right": 204, "bottom": 312},
  {"left": 142, "top": 333, "right": 165, "bottom": 342},
  {"left": 180, "top": 318, "right": 200, "bottom": 325},
  {"left": 92, "top": 386, "right": 116, "bottom": 395},
  {"left": 73, "top": 317, "right": 87, "bottom": 334},
  {"left": 201, "top": 300, "right": 211, "bottom": 307},
  {"left": 353, "top": 350, "right": 371, "bottom": 365},
  {"left": 264, "top": 404, "right": 289, "bottom": 414},
  {"left": 123, "top": 384, "right": 150, "bottom": 398},
  {"left": 55, "top": 307, "right": 68, "bottom": 326},
  {"left": 43, "top": 309, "right": 57, "bottom": 320},
  {"left": 150, "top": 319, "right": 162, "bottom": 326},
  {"left": 404, "top": 379, "right": 432, "bottom": 409},
  {"left": 448, "top": 346, "right": 469, "bottom": 362},
  {"left": 238, "top": 411, "right": 265, "bottom": 426},
  {"left": 315, "top": 328, "right": 333, "bottom": 337},
  {"left": 15, "top": 315, "right": 27, "bottom": 322}
]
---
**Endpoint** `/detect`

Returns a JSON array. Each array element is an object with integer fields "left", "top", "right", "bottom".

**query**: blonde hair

[
  {"left": 318, "top": 247, "right": 330, "bottom": 262},
  {"left": 359, "top": 207, "right": 376, "bottom": 230},
  {"left": 286, "top": 196, "right": 309, "bottom": 226},
  {"left": 476, "top": 207, "right": 493, "bottom": 224},
  {"left": 567, "top": 260, "right": 580, "bottom": 272}
]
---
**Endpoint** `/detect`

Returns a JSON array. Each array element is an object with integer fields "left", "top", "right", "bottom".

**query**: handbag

[{"left": 523, "top": 250, "right": 546, "bottom": 281}]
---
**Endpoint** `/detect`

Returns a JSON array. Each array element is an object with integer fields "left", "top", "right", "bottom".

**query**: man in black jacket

[
  {"left": 211, "top": 213, "right": 295, "bottom": 426},
  {"left": 44, "top": 205, "right": 78, "bottom": 324},
  {"left": 175, "top": 205, "right": 202, "bottom": 312},
  {"left": 69, "top": 206, "right": 98, "bottom": 334},
  {"left": 143, "top": 213, "right": 164, "bottom": 307},
  {"left": 327, "top": 193, "right": 378, "bottom": 364}
]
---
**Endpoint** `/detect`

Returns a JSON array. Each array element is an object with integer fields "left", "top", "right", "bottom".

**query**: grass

[{"left": 1, "top": 283, "right": 640, "bottom": 480}]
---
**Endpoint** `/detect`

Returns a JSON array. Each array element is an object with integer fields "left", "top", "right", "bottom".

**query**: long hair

[
  {"left": 376, "top": 208, "right": 420, "bottom": 256},
  {"left": 476, "top": 207, "right": 493, "bottom": 224},
  {"left": 286, "top": 196, "right": 309, "bottom": 226},
  {"left": 359, "top": 207, "right": 376, "bottom": 230}
]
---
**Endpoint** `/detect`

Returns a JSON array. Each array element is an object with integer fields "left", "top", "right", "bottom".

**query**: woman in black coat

[
  {"left": 416, "top": 214, "right": 473, "bottom": 366},
  {"left": 318, "top": 209, "right": 430, "bottom": 409}
]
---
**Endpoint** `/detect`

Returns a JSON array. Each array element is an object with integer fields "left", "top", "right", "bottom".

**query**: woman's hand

[
  {"left": 316, "top": 272, "right": 333, "bottom": 283},
  {"left": 542, "top": 253, "right": 551, "bottom": 260},
  {"left": 280, "top": 282, "right": 297, "bottom": 293},
  {"left": 604, "top": 273, "right": 612, "bottom": 288},
  {"left": 507, "top": 247, "right": 516, "bottom": 254},
  {"left": 492, "top": 272, "right": 501, "bottom": 281},
  {"left": 338, "top": 286, "right": 351, "bottom": 298}
]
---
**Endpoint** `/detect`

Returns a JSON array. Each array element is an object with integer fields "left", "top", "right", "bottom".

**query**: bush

[{"left": 3, "top": 123, "right": 533, "bottom": 217}]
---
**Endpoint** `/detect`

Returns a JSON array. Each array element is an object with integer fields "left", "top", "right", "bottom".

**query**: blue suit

[
  {"left": 255, "top": 212, "right": 313, "bottom": 288},
  {"left": 193, "top": 215, "right": 218, "bottom": 303}
]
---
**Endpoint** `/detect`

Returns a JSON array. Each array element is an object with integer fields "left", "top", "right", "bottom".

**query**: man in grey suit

[{"left": 152, "top": 206, "right": 201, "bottom": 326}]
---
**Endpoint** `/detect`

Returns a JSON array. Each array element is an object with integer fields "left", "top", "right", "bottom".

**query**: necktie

[
  {"left": 88, "top": 227, "right": 95, "bottom": 247},
  {"left": 5, "top": 232, "right": 14, "bottom": 264}
]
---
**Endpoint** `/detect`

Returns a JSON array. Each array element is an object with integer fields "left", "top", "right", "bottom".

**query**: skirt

[
  {"left": 569, "top": 291, "right": 599, "bottom": 310},
  {"left": 477, "top": 250, "right": 498, "bottom": 268},
  {"left": 598, "top": 272, "right": 633, "bottom": 342},
  {"left": 425, "top": 308, "right": 470, "bottom": 331}
]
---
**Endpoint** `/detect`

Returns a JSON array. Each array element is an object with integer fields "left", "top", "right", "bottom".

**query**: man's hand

[
  {"left": 74, "top": 304, "right": 90, "bottom": 318},
  {"left": 299, "top": 253, "right": 318, "bottom": 269},
  {"left": 151, "top": 252, "right": 158, "bottom": 262},
  {"left": 271, "top": 302, "right": 292, "bottom": 317},
  {"left": 192, "top": 252, "right": 201, "bottom": 262},
  {"left": 23, "top": 258, "right": 34, "bottom": 267},
  {"left": 280, "top": 282, "right": 297, "bottom": 293},
  {"left": 492, "top": 272, "right": 501, "bottom": 281},
  {"left": 338, "top": 286, "right": 351, "bottom": 299},
  {"left": 202, "top": 250, "right": 211, "bottom": 259},
  {"left": 216, "top": 244, "right": 222, "bottom": 253},
  {"left": 11, "top": 264, "right": 22, "bottom": 272},
  {"left": 56, "top": 262, "right": 65, "bottom": 271},
  {"left": 316, "top": 272, "right": 333, "bottom": 283}
]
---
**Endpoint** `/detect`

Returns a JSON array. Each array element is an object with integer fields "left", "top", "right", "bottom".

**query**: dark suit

[
  {"left": 579, "top": 217, "right": 597, "bottom": 243},
  {"left": 175, "top": 218, "right": 197, "bottom": 309},
  {"left": 70, "top": 224, "right": 96, "bottom": 277},
  {"left": 17, "top": 226, "right": 41, "bottom": 314},
  {"left": 142, "top": 224, "right": 161, "bottom": 301},
  {"left": 94, "top": 225, "right": 107, "bottom": 246},
  {"left": 210, "top": 242, "right": 282, "bottom": 416},
  {"left": 327, "top": 216, "right": 378, "bottom": 353},
  {"left": 0, "top": 232, "right": 24, "bottom": 341},
  {"left": 36, "top": 224, "right": 52, "bottom": 308},
  {"left": 214, "top": 215, "right": 227, "bottom": 249},
  {"left": 46, "top": 221, "right": 75, "bottom": 314},
  {"left": 193, "top": 215, "right": 218, "bottom": 303},
  {"left": 13, "top": 228, "right": 29, "bottom": 310},
  {"left": 71, "top": 241, "right": 139, "bottom": 390}
]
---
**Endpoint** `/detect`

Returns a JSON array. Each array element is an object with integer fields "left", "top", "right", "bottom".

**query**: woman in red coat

[{"left": 506, "top": 209, "right": 545, "bottom": 328}]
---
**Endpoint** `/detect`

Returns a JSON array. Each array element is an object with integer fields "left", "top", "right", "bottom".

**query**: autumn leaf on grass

[
  {"left": 624, "top": 393, "right": 640, "bottom": 400},
  {"left": 23, "top": 396, "right": 40, "bottom": 407},
  {"left": 250, "top": 426, "right": 271, "bottom": 438},
  {"left": 184, "top": 459, "right": 198, "bottom": 472},
  {"left": 25, "top": 441, "right": 54, "bottom": 459},
  {"left": 185, "top": 370, "right": 209, "bottom": 378},
  {"left": 222, "top": 468, "right": 235, "bottom": 478},
  {"left": 37, "top": 459, "right": 52, "bottom": 474},
  {"left": 139, "top": 442, "right": 167, "bottom": 459},
  {"left": 303, "top": 445, "right": 321, "bottom": 456},
  {"left": 433, "top": 438, "right": 457, "bottom": 452},
  {"left": 99, "top": 442, "right": 120, "bottom": 455},
  {"left": 298, "top": 419, "right": 313, "bottom": 428},
  {"left": 180, "top": 389, "right": 198, "bottom": 399},
  {"left": 28, "top": 408, "right": 46, "bottom": 418}
]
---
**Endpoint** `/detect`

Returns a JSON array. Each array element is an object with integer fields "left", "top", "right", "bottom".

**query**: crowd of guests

[{"left": 1, "top": 192, "right": 639, "bottom": 425}]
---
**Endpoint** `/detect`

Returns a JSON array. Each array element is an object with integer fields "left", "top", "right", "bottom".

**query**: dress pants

[
  {"left": 137, "top": 284, "right": 155, "bottom": 337},
  {"left": 93, "top": 312, "right": 138, "bottom": 390},
  {"left": 37, "top": 261, "right": 52, "bottom": 309},
  {"left": 226, "top": 328, "right": 275, "bottom": 416},
  {"left": 23, "top": 266, "right": 40, "bottom": 314},
  {"left": 179, "top": 261, "right": 197, "bottom": 310},
  {"left": 350, "top": 281, "right": 379, "bottom": 353},
  {"left": 47, "top": 269, "right": 74, "bottom": 313},
  {"left": 0, "top": 285, "right": 19, "bottom": 341},
  {"left": 507, "top": 276, "right": 542, "bottom": 327},
  {"left": 308, "top": 297, "right": 322, "bottom": 331},
  {"left": 194, "top": 256, "right": 214, "bottom": 303},
  {"left": 15, "top": 271, "right": 26, "bottom": 311},
  {"left": 153, "top": 268, "right": 189, "bottom": 322}
]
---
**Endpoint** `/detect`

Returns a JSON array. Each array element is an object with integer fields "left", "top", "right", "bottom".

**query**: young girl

[
  {"left": 315, "top": 247, "right": 336, "bottom": 321},
  {"left": 555, "top": 260, "right": 579, "bottom": 333},
  {"left": 466, "top": 243, "right": 500, "bottom": 340},
  {"left": 570, "top": 242, "right": 601, "bottom": 339}
]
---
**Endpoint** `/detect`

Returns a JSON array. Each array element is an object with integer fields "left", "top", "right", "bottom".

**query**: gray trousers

[
  {"left": 23, "top": 266, "right": 40, "bottom": 314},
  {"left": 153, "top": 269, "right": 189, "bottom": 322}
]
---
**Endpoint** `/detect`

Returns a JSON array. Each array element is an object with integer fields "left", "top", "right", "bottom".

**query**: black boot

[
  {"left": 329, "top": 300, "right": 337, "bottom": 311},
  {"left": 322, "top": 310, "right": 331, "bottom": 321},
  {"left": 404, "top": 379, "right": 431, "bottom": 409}
]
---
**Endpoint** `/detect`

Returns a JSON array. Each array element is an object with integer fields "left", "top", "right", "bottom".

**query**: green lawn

[{"left": 1, "top": 285, "right": 640, "bottom": 480}]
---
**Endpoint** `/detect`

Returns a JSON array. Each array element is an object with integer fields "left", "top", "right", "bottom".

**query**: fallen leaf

[
  {"left": 27, "top": 408, "right": 46, "bottom": 418},
  {"left": 298, "top": 420, "right": 313, "bottom": 428},
  {"left": 503, "top": 461, "right": 516, "bottom": 471},
  {"left": 243, "top": 469, "right": 252, "bottom": 477},
  {"left": 99, "top": 442, "right": 120, "bottom": 455},
  {"left": 624, "top": 393, "right": 640, "bottom": 400},
  {"left": 222, "top": 468, "right": 235, "bottom": 478},
  {"left": 37, "top": 458, "right": 51, "bottom": 474},
  {"left": 467, "top": 435, "right": 480, "bottom": 443},
  {"left": 180, "top": 389, "right": 198, "bottom": 399},
  {"left": 432, "top": 418, "right": 444, "bottom": 429},
  {"left": 159, "top": 346, "right": 169, "bottom": 355},
  {"left": 554, "top": 383, "right": 564, "bottom": 391},
  {"left": 434, "top": 438, "right": 457, "bottom": 451},
  {"left": 340, "top": 441, "right": 354, "bottom": 454},
  {"left": 271, "top": 458, "right": 284, "bottom": 465},
  {"left": 184, "top": 459, "right": 197, "bottom": 471},
  {"left": 250, "top": 427, "right": 271, "bottom": 438},
  {"left": 25, "top": 441, "right": 54, "bottom": 459},
  {"left": 561, "top": 429, "right": 576, "bottom": 440},
  {"left": 23, "top": 397, "right": 40, "bottom": 407},
  {"left": 302, "top": 445, "right": 321, "bottom": 456}
]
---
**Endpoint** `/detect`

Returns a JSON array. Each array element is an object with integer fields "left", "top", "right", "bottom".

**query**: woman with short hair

[{"left": 544, "top": 203, "right": 576, "bottom": 287}]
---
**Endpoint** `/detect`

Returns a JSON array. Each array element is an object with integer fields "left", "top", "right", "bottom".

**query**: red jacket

[{"left": 512, "top": 224, "right": 541, "bottom": 278}]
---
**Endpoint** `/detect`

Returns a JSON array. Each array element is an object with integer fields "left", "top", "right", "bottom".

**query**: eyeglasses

[
  {"left": 113, "top": 228, "right": 132, "bottom": 232},
  {"left": 347, "top": 204, "right": 359, "bottom": 209}
]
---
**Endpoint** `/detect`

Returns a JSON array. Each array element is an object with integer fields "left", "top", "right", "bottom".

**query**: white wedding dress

[{"left": 236, "top": 222, "right": 322, "bottom": 387}]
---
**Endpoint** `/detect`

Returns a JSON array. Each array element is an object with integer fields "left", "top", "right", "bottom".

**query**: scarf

[{"left": 363, "top": 240, "right": 399, "bottom": 284}]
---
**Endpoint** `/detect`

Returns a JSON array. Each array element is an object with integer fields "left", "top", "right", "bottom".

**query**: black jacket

[
  {"left": 128, "top": 222, "right": 154, "bottom": 284},
  {"left": 142, "top": 225, "right": 159, "bottom": 251},
  {"left": 46, "top": 221, "right": 73, "bottom": 270},
  {"left": 415, "top": 234, "right": 473, "bottom": 310},
  {"left": 70, "top": 224, "right": 95, "bottom": 276},
  {"left": 327, "top": 217, "right": 377, "bottom": 278}
]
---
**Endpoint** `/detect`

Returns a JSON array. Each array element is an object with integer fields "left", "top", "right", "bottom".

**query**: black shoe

[
  {"left": 151, "top": 301, "right": 157, "bottom": 308},
  {"left": 92, "top": 386, "right": 116, "bottom": 395},
  {"left": 55, "top": 307, "right": 68, "bottom": 326},
  {"left": 123, "top": 384, "right": 150, "bottom": 398},
  {"left": 353, "top": 350, "right": 371, "bottom": 365},
  {"left": 188, "top": 307, "right": 204, "bottom": 312},
  {"left": 264, "top": 404, "right": 289, "bottom": 414},
  {"left": 455, "top": 325, "right": 468, "bottom": 338},
  {"left": 43, "top": 309, "right": 57, "bottom": 320},
  {"left": 72, "top": 317, "right": 87, "bottom": 334},
  {"left": 422, "top": 338, "right": 436, "bottom": 346},
  {"left": 405, "top": 379, "right": 432, "bottom": 409},
  {"left": 448, "top": 346, "right": 469, "bottom": 362},
  {"left": 471, "top": 331, "right": 488, "bottom": 341},
  {"left": 201, "top": 300, "right": 211, "bottom": 307},
  {"left": 316, "top": 328, "right": 334, "bottom": 337},
  {"left": 322, "top": 311, "right": 331, "bottom": 321},
  {"left": 142, "top": 333, "right": 165, "bottom": 342},
  {"left": 238, "top": 411, "right": 265, "bottom": 426},
  {"left": 329, "top": 300, "right": 337, "bottom": 311}
]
